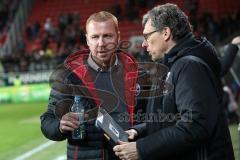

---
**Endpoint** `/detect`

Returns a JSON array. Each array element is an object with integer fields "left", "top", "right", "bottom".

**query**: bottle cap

[{"left": 74, "top": 95, "right": 81, "bottom": 102}]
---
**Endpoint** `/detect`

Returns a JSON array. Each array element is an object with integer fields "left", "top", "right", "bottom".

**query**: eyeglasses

[{"left": 143, "top": 29, "right": 161, "bottom": 41}]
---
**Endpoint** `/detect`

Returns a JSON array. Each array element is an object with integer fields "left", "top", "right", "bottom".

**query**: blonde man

[{"left": 41, "top": 11, "right": 141, "bottom": 160}]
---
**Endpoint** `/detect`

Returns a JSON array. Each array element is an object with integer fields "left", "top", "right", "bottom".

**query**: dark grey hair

[{"left": 142, "top": 3, "right": 193, "bottom": 42}]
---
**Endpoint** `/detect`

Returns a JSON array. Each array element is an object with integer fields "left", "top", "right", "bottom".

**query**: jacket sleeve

[
  {"left": 130, "top": 123, "right": 147, "bottom": 139},
  {"left": 136, "top": 60, "right": 221, "bottom": 159},
  {"left": 220, "top": 44, "right": 239, "bottom": 77},
  {"left": 40, "top": 89, "right": 72, "bottom": 141}
]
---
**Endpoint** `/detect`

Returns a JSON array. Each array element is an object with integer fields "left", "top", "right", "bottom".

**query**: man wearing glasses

[{"left": 113, "top": 3, "right": 234, "bottom": 160}]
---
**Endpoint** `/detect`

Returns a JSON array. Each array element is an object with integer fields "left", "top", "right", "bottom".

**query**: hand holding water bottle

[
  {"left": 59, "top": 96, "right": 86, "bottom": 140},
  {"left": 59, "top": 112, "right": 80, "bottom": 133}
]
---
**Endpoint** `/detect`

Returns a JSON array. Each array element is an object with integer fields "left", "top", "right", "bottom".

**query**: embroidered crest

[{"left": 135, "top": 83, "right": 141, "bottom": 96}]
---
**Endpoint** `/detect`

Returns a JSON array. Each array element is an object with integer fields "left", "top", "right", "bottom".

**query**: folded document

[{"left": 96, "top": 108, "right": 128, "bottom": 144}]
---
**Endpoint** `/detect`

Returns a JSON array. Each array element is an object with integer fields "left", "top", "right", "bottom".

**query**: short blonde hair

[{"left": 86, "top": 11, "right": 119, "bottom": 31}]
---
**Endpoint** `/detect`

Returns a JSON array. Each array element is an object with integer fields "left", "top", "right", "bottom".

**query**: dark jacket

[
  {"left": 40, "top": 50, "right": 146, "bottom": 160},
  {"left": 134, "top": 35, "right": 235, "bottom": 160}
]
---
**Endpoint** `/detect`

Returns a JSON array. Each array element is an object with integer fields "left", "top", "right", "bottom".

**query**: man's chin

[
  {"left": 99, "top": 56, "right": 111, "bottom": 62},
  {"left": 151, "top": 54, "right": 163, "bottom": 61},
  {"left": 151, "top": 56, "right": 157, "bottom": 61},
  {"left": 97, "top": 58, "right": 111, "bottom": 65}
]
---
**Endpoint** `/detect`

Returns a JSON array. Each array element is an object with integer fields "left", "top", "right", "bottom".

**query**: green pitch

[
  {"left": 0, "top": 102, "right": 239, "bottom": 160},
  {"left": 0, "top": 102, "right": 66, "bottom": 160},
  {"left": 230, "top": 124, "right": 240, "bottom": 159}
]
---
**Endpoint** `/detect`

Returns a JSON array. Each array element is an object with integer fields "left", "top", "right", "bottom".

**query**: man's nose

[
  {"left": 142, "top": 39, "right": 148, "bottom": 48},
  {"left": 98, "top": 37, "right": 106, "bottom": 47}
]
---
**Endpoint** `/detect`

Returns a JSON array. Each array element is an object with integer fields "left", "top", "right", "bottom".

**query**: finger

[
  {"left": 60, "top": 125, "right": 75, "bottom": 132},
  {"left": 61, "top": 120, "right": 79, "bottom": 129},
  {"left": 113, "top": 145, "right": 119, "bottom": 152},
  {"left": 117, "top": 152, "right": 127, "bottom": 160},
  {"left": 128, "top": 134, "right": 134, "bottom": 140},
  {"left": 125, "top": 130, "right": 132, "bottom": 135},
  {"left": 61, "top": 118, "right": 79, "bottom": 127},
  {"left": 62, "top": 115, "right": 80, "bottom": 125},
  {"left": 119, "top": 155, "right": 125, "bottom": 160},
  {"left": 61, "top": 117, "right": 80, "bottom": 125},
  {"left": 115, "top": 151, "right": 119, "bottom": 156},
  {"left": 125, "top": 130, "right": 131, "bottom": 134},
  {"left": 125, "top": 130, "right": 134, "bottom": 139},
  {"left": 119, "top": 140, "right": 127, "bottom": 145},
  {"left": 115, "top": 151, "right": 124, "bottom": 157},
  {"left": 67, "top": 112, "right": 80, "bottom": 120},
  {"left": 62, "top": 114, "right": 75, "bottom": 121}
]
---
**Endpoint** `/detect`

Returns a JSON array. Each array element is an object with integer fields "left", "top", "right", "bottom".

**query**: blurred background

[{"left": 0, "top": 0, "right": 239, "bottom": 159}]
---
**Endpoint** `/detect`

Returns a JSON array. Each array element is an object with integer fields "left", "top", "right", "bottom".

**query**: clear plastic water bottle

[{"left": 71, "top": 95, "right": 85, "bottom": 140}]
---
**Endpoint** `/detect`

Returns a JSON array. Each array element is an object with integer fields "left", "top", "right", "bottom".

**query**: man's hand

[
  {"left": 59, "top": 112, "right": 80, "bottom": 133},
  {"left": 231, "top": 36, "right": 240, "bottom": 45},
  {"left": 126, "top": 129, "right": 138, "bottom": 140},
  {"left": 113, "top": 141, "right": 140, "bottom": 160}
]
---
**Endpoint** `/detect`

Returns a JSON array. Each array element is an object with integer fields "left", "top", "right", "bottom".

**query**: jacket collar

[
  {"left": 160, "top": 34, "right": 221, "bottom": 78},
  {"left": 87, "top": 54, "right": 118, "bottom": 72},
  {"left": 163, "top": 33, "right": 194, "bottom": 66}
]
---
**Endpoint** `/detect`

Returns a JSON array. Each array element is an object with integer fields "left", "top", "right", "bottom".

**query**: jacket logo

[{"left": 135, "top": 83, "right": 140, "bottom": 96}]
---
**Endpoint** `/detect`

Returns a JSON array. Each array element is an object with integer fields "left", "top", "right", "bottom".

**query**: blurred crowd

[
  {"left": 0, "top": 0, "right": 19, "bottom": 47},
  {"left": 0, "top": 0, "right": 240, "bottom": 74},
  {"left": 193, "top": 12, "right": 240, "bottom": 44},
  {"left": 1, "top": 11, "right": 88, "bottom": 73}
]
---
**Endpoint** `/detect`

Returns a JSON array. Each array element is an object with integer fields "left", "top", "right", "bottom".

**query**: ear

[
  {"left": 85, "top": 34, "right": 90, "bottom": 46},
  {"left": 117, "top": 31, "right": 120, "bottom": 43},
  {"left": 163, "top": 27, "right": 171, "bottom": 41}
]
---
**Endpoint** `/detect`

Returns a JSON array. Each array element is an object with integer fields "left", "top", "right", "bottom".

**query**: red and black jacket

[
  {"left": 65, "top": 49, "right": 138, "bottom": 126},
  {"left": 41, "top": 49, "right": 140, "bottom": 160}
]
